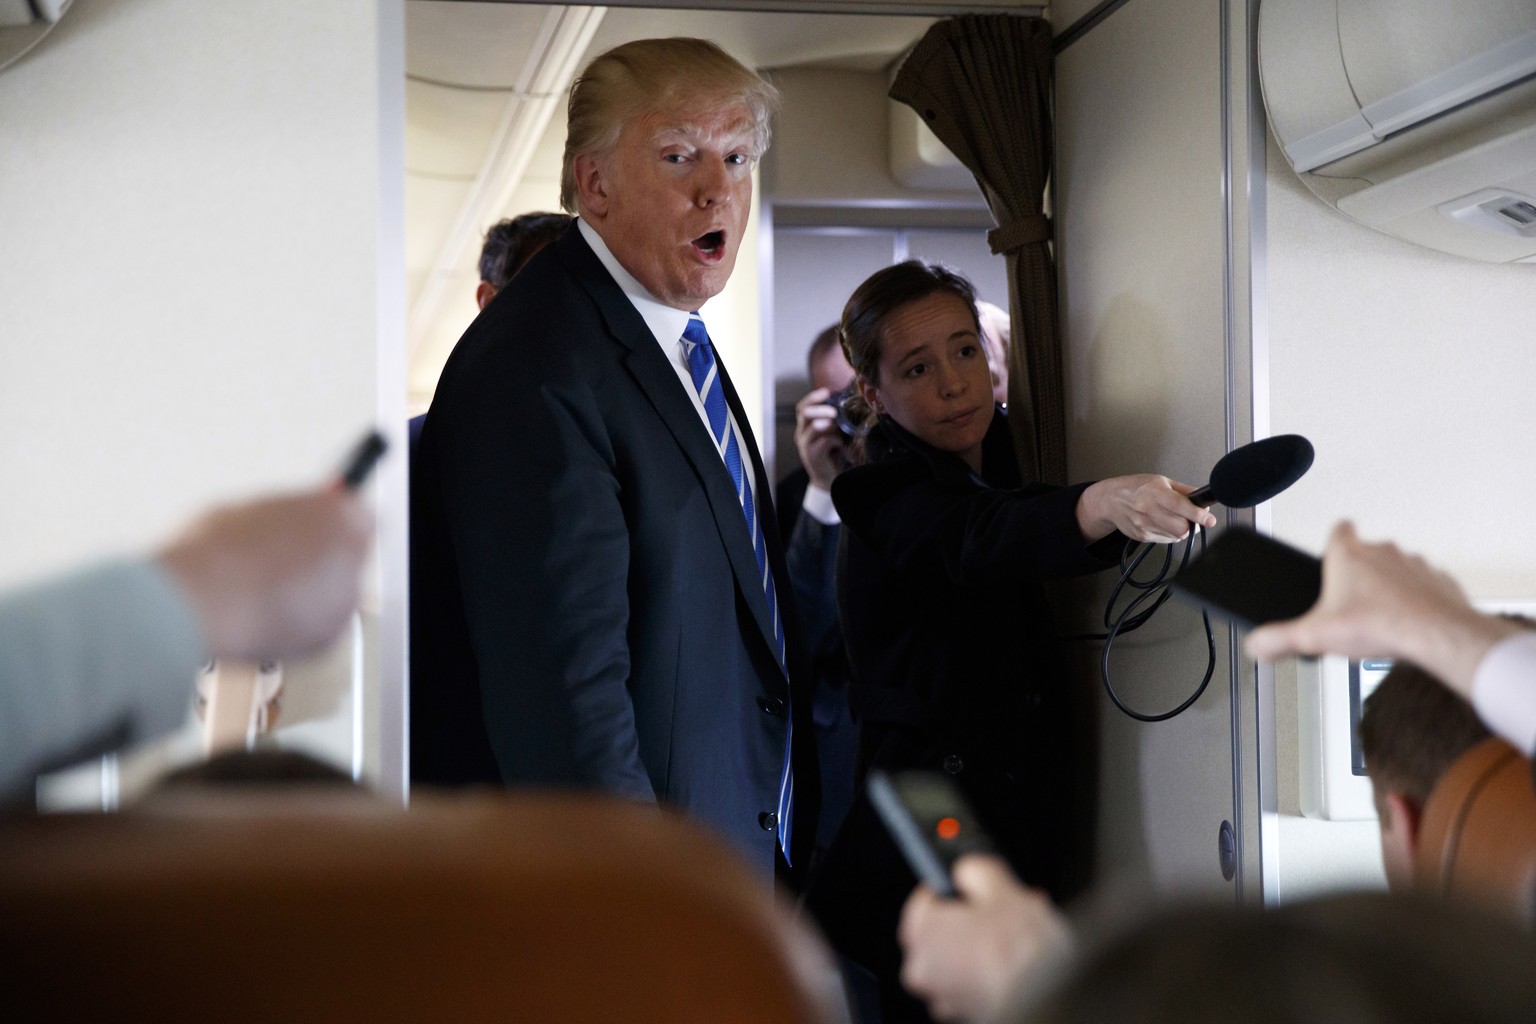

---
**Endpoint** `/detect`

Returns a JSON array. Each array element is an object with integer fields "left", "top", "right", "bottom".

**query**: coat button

[
  {"left": 942, "top": 754, "right": 965, "bottom": 775},
  {"left": 758, "top": 811, "right": 778, "bottom": 831},
  {"left": 756, "top": 696, "right": 786, "bottom": 716}
]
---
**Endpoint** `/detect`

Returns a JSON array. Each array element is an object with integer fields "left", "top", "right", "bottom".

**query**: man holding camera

[{"left": 778, "top": 324, "right": 858, "bottom": 856}]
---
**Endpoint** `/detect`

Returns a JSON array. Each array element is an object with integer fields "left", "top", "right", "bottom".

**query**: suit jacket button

[
  {"left": 756, "top": 696, "right": 786, "bottom": 716},
  {"left": 758, "top": 811, "right": 778, "bottom": 831},
  {"left": 942, "top": 754, "right": 964, "bottom": 775}
]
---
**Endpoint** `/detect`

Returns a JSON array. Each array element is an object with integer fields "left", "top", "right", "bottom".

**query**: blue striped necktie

[{"left": 681, "top": 312, "right": 793, "bottom": 863}]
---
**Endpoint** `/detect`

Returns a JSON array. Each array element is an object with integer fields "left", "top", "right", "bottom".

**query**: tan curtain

[{"left": 890, "top": 15, "right": 1062, "bottom": 485}]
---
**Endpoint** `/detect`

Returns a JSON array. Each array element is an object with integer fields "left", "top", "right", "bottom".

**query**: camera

[{"left": 827, "top": 386, "right": 864, "bottom": 440}]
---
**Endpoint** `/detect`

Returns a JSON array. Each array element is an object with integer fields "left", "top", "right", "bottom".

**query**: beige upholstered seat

[
  {"left": 0, "top": 789, "right": 846, "bottom": 1022},
  {"left": 1414, "top": 737, "right": 1536, "bottom": 925}
]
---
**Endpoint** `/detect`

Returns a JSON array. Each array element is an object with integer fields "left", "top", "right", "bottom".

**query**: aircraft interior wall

[
  {"left": 1054, "top": 0, "right": 1251, "bottom": 907},
  {"left": 0, "top": 0, "right": 409, "bottom": 798},
  {"left": 1264, "top": 129, "right": 1536, "bottom": 900},
  {"left": 1057, "top": 0, "right": 1536, "bottom": 907},
  {"left": 763, "top": 64, "right": 1003, "bottom": 484}
]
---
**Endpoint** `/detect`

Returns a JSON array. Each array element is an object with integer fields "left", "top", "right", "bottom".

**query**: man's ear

[
  {"left": 573, "top": 152, "right": 609, "bottom": 219},
  {"left": 475, "top": 282, "right": 497, "bottom": 311},
  {"left": 1383, "top": 790, "right": 1425, "bottom": 880}
]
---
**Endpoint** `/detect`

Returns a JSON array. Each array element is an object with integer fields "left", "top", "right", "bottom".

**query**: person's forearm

[
  {"left": 0, "top": 559, "right": 205, "bottom": 795},
  {"left": 1394, "top": 604, "right": 1524, "bottom": 700}
]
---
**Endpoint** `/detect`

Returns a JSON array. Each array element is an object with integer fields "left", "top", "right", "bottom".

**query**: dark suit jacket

[{"left": 410, "top": 226, "right": 817, "bottom": 877}]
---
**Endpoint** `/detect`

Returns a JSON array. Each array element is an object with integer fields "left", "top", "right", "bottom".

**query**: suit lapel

[
  {"left": 625, "top": 342, "right": 787, "bottom": 682},
  {"left": 559, "top": 230, "right": 787, "bottom": 680}
]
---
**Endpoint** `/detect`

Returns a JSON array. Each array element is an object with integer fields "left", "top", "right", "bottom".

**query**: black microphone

[{"left": 1188, "top": 434, "right": 1314, "bottom": 508}]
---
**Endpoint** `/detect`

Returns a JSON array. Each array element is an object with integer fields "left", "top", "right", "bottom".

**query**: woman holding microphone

[{"left": 807, "top": 261, "right": 1212, "bottom": 1024}]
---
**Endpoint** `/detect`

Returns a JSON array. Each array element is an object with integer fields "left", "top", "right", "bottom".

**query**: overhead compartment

[
  {"left": 1258, "top": 0, "right": 1536, "bottom": 263},
  {"left": 0, "top": 0, "right": 70, "bottom": 72}
]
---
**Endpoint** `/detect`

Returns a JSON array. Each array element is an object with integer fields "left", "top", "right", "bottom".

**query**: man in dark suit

[
  {"left": 410, "top": 37, "right": 816, "bottom": 881},
  {"left": 472, "top": 212, "right": 572, "bottom": 313},
  {"left": 410, "top": 210, "right": 570, "bottom": 440}
]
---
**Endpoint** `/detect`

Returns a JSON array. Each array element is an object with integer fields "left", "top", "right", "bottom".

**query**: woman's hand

[{"left": 1076, "top": 475, "right": 1216, "bottom": 545}]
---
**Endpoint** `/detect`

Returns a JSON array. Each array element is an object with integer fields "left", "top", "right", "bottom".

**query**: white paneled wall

[
  {"left": 1265, "top": 132, "right": 1536, "bottom": 901},
  {"left": 1055, "top": 0, "right": 1242, "bottom": 901},
  {"left": 0, "top": 0, "right": 407, "bottom": 796}
]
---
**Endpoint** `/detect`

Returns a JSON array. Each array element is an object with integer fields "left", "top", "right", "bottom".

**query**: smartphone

[
  {"left": 336, "top": 430, "right": 388, "bottom": 491},
  {"left": 1171, "top": 527, "right": 1322, "bottom": 629},
  {"left": 868, "top": 770, "right": 995, "bottom": 898}
]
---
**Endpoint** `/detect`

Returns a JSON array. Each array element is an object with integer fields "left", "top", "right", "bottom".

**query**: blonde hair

[
  {"left": 560, "top": 38, "right": 780, "bottom": 213},
  {"left": 976, "top": 300, "right": 1011, "bottom": 394}
]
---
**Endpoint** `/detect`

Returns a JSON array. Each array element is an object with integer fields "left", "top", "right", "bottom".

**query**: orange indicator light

[{"left": 935, "top": 817, "right": 961, "bottom": 841}]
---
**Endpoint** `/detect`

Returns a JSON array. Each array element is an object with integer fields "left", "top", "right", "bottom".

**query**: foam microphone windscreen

[{"left": 1188, "top": 435, "right": 1314, "bottom": 508}]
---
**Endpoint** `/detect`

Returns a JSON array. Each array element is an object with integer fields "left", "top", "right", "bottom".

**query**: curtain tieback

[{"left": 987, "top": 213, "right": 1052, "bottom": 254}]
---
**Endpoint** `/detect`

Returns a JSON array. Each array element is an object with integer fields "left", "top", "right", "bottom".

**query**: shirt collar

[{"left": 578, "top": 218, "right": 691, "bottom": 348}]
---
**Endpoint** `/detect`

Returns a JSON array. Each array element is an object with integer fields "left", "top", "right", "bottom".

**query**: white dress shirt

[
  {"left": 801, "top": 483, "right": 840, "bottom": 526},
  {"left": 1471, "top": 631, "right": 1536, "bottom": 757},
  {"left": 578, "top": 219, "right": 759, "bottom": 508}
]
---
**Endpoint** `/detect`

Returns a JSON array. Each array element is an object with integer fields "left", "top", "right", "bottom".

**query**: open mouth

[{"left": 693, "top": 230, "right": 726, "bottom": 259}]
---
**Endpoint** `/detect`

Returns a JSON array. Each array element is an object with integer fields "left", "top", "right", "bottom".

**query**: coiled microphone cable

[
  {"left": 1069, "top": 528, "right": 1215, "bottom": 723},
  {"left": 1066, "top": 436, "right": 1314, "bottom": 722}
]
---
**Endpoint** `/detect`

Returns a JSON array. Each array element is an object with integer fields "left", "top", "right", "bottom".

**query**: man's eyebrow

[{"left": 649, "top": 120, "right": 757, "bottom": 146}]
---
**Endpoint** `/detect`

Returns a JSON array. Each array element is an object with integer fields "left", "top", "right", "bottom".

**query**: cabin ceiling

[{"left": 404, "top": 0, "right": 944, "bottom": 400}]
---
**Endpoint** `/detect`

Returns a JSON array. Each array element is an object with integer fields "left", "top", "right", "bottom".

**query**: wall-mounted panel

[{"left": 1055, "top": 0, "right": 1239, "bottom": 899}]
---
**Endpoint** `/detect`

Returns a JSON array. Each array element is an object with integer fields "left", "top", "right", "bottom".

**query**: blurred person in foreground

[
  {"left": 0, "top": 488, "right": 371, "bottom": 796},
  {"left": 1357, "top": 655, "right": 1496, "bottom": 890},
  {"left": 1011, "top": 889, "right": 1536, "bottom": 1024},
  {"left": 900, "top": 854, "right": 1536, "bottom": 1024},
  {"left": 898, "top": 854, "right": 1072, "bottom": 1023}
]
